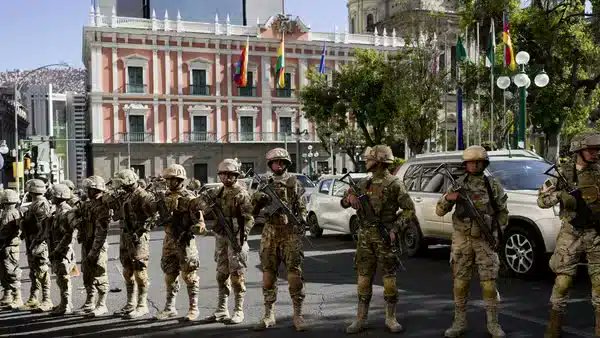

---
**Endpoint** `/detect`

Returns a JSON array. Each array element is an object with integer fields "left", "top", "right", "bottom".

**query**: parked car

[
  {"left": 306, "top": 173, "right": 370, "bottom": 239},
  {"left": 395, "top": 149, "right": 561, "bottom": 278}
]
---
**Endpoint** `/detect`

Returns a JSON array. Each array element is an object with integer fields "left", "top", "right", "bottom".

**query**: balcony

[
  {"left": 182, "top": 131, "right": 216, "bottom": 143},
  {"left": 114, "top": 132, "right": 153, "bottom": 143},
  {"left": 125, "top": 83, "right": 147, "bottom": 94},
  {"left": 274, "top": 88, "right": 295, "bottom": 98},
  {"left": 227, "top": 132, "right": 318, "bottom": 143},
  {"left": 237, "top": 86, "right": 257, "bottom": 97},
  {"left": 190, "top": 84, "right": 211, "bottom": 96}
]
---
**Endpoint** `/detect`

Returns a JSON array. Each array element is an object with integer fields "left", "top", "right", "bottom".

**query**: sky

[{"left": 0, "top": 0, "right": 348, "bottom": 71}]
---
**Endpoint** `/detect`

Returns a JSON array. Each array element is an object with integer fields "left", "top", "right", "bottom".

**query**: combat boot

[
  {"left": 292, "top": 301, "right": 307, "bottom": 331},
  {"left": 444, "top": 307, "right": 467, "bottom": 337},
  {"left": 0, "top": 290, "right": 13, "bottom": 307},
  {"left": 114, "top": 282, "right": 136, "bottom": 317},
  {"left": 184, "top": 286, "right": 199, "bottom": 321},
  {"left": 205, "top": 291, "right": 230, "bottom": 323},
  {"left": 544, "top": 309, "right": 562, "bottom": 338},
  {"left": 346, "top": 301, "right": 369, "bottom": 334},
  {"left": 86, "top": 291, "right": 108, "bottom": 317},
  {"left": 229, "top": 292, "right": 244, "bottom": 324},
  {"left": 8, "top": 289, "right": 23, "bottom": 310},
  {"left": 485, "top": 306, "right": 505, "bottom": 338},
  {"left": 34, "top": 279, "right": 54, "bottom": 312},
  {"left": 154, "top": 285, "right": 178, "bottom": 320},
  {"left": 124, "top": 285, "right": 149, "bottom": 319},
  {"left": 20, "top": 293, "right": 39, "bottom": 310},
  {"left": 253, "top": 303, "right": 276, "bottom": 330},
  {"left": 75, "top": 287, "right": 96, "bottom": 315},
  {"left": 50, "top": 278, "right": 72, "bottom": 316},
  {"left": 384, "top": 302, "right": 403, "bottom": 333}
]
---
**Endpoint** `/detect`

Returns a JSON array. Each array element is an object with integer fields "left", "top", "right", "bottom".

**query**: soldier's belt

[{"left": 571, "top": 219, "right": 600, "bottom": 230}]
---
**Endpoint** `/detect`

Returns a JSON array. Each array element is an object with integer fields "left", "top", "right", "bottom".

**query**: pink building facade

[{"left": 83, "top": 7, "right": 402, "bottom": 182}]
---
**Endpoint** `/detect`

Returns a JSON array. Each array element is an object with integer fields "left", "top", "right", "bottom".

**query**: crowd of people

[{"left": 0, "top": 68, "right": 87, "bottom": 93}]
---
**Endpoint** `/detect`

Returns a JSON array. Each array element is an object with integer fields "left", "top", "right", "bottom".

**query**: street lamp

[
  {"left": 495, "top": 51, "right": 549, "bottom": 149},
  {"left": 302, "top": 145, "right": 319, "bottom": 177}
]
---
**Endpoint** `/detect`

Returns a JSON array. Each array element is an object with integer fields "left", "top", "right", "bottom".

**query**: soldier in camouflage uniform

[
  {"left": 152, "top": 164, "right": 205, "bottom": 321},
  {"left": 112, "top": 169, "right": 155, "bottom": 319},
  {"left": 436, "top": 146, "right": 508, "bottom": 338},
  {"left": 252, "top": 148, "right": 308, "bottom": 331},
  {"left": 200, "top": 159, "right": 254, "bottom": 324},
  {"left": 341, "top": 145, "right": 415, "bottom": 334},
  {"left": 0, "top": 189, "right": 23, "bottom": 309},
  {"left": 46, "top": 184, "right": 79, "bottom": 316},
  {"left": 20, "top": 179, "right": 53, "bottom": 312},
  {"left": 538, "top": 133, "right": 600, "bottom": 337},
  {"left": 75, "top": 176, "right": 111, "bottom": 317},
  {"left": 187, "top": 179, "right": 202, "bottom": 196},
  {"left": 62, "top": 180, "right": 80, "bottom": 208}
]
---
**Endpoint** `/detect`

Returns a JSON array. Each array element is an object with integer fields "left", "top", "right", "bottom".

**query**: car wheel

[
  {"left": 308, "top": 213, "right": 323, "bottom": 238},
  {"left": 401, "top": 221, "right": 426, "bottom": 257},
  {"left": 501, "top": 224, "right": 544, "bottom": 278},
  {"left": 350, "top": 216, "right": 360, "bottom": 242}
]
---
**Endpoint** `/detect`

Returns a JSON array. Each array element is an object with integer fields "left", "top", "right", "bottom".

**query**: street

[{"left": 0, "top": 224, "right": 597, "bottom": 338}]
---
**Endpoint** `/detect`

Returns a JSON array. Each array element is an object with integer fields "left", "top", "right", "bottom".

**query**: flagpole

[
  {"left": 465, "top": 26, "right": 469, "bottom": 148},
  {"left": 490, "top": 18, "right": 495, "bottom": 146},
  {"left": 476, "top": 21, "right": 481, "bottom": 145},
  {"left": 444, "top": 25, "right": 448, "bottom": 152}
]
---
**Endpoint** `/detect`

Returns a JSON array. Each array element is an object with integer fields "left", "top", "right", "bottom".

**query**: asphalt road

[{"left": 1, "top": 224, "right": 598, "bottom": 338}]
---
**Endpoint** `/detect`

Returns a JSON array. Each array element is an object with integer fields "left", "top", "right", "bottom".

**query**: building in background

[
  {"left": 83, "top": 7, "right": 402, "bottom": 182},
  {"left": 0, "top": 87, "right": 29, "bottom": 189},
  {"left": 66, "top": 93, "right": 90, "bottom": 184}
]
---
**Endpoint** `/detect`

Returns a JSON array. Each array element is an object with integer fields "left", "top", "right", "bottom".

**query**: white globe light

[
  {"left": 514, "top": 73, "right": 530, "bottom": 88},
  {"left": 516, "top": 51, "right": 530, "bottom": 65},
  {"left": 314, "top": 152, "right": 319, "bottom": 157},
  {"left": 307, "top": 145, "right": 313, "bottom": 151},
  {"left": 534, "top": 71, "right": 550, "bottom": 87},
  {"left": 524, "top": 76, "right": 531, "bottom": 89},
  {"left": 496, "top": 76, "right": 511, "bottom": 90}
]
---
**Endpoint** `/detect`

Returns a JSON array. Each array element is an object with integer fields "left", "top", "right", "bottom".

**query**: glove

[{"left": 559, "top": 191, "right": 577, "bottom": 210}]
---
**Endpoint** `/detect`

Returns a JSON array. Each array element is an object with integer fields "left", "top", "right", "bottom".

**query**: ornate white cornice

[
  {"left": 188, "top": 105, "right": 213, "bottom": 115},
  {"left": 274, "top": 106, "right": 296, "bottom": 117},
  {"left": 236, "top": 106, "right": 259, "bottom": 116},
  {"left": 124, "top": 103, "right": 149, "bottom": 114}
]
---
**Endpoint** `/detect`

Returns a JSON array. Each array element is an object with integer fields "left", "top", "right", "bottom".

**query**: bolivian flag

[
  {"left": 276, "top": 36, "right": 285, "bottom": 88},
  {"left": 502, "top": 12, "right": 516, "bottom": 71}
]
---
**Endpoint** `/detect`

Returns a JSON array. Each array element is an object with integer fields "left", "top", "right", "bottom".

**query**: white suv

[{"left": 396, "top": 149, "right": 561, "bottom": 278}]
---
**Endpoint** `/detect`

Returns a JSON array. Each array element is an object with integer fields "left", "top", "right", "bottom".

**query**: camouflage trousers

[
  {"left": 26, "top": 239, "right": 50, "bottom": 300},
  {"left": 549, "top": 223, "right": 600, "bottom": 310},
  {"left": 0, "top": 244, "right": 21, "bottom": 293},
  {"left": 450, "top": 230, "right": 499, "bottom": 281},
  {"left": 81, "top": 243, "right": 109, "bottom": 294},
  {"left": 120, "top": 231, "right": 150, "bottom": 288},
  {"left": 160, "top": 232, "right": 199, "bottom": 290},
  {"left": 259, "top": 223, "right": 305, "bottom": 305},
  {"left": 354, "top": 226, "right": 399, "bottom": 303},
  {"left": 214, "top": 234, "right": 249, "bottom": 299},
  {"left": 51, "top": 247, "right": 76, "bottom": 304}
]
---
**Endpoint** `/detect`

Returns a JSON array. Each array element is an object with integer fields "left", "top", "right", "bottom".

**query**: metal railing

[
  {"left": 274, "top": 88, "right": 294, "bottom": 98},
  {"left": 182, "top": 132, "right": 216, "bottom": 143},
  {"left": 190, "top": 84, "right": 210, "bottom": 95},
  {"left": 227, "top": 132, "right": 318, "bottom": 142},
  {"left": 237, "top": 86, "right": 257, "bottom": 97},
  {"left": 114, "top": 132, "right": 153, "bottom": 143},
  {"left": 126, "top": 83, "right": 147, "bottom": 94}
]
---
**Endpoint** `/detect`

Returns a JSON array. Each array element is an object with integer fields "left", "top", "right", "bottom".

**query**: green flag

[
  {"left": 486, "top": 18, "right": 496, "bottom": 68},
  {"left": 456, "top": 35, "right": 467, "bottom": 62}
]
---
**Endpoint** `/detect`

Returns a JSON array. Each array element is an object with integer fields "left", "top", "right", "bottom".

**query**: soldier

[
  {"left": 112, "top": 169, "right": 155, "bottom": 319},
  {"left": 0, "top": 189, "right": 23, "bottom": 309},
  {"left": 152, "top": 164, "right": 205, "bottom": 321},
  {"left": 252, "top": 148, "right": 308, "bottom": 331},
  {"left": 62, "top": 180, "right": 80, "bottom": 207},
  {"left": 436, "top": 146, "right": 508, "bottom": 338},
  {"left": 341, "top": 145, "right": 415, "bottom": 334},
  {"left": 20, "top": 179, "right": 53, "bottom": 312},
  {"left": 200, "top": 159, "right": 254, "bottom": 324},
  {"left": 46, "top": 184, "right": 78, "bottom": 316},
  {"left": 539, "top": 132, "right": 600, "bottom": 337},
  {"left": 75, "top": 176, "right": 111, "bottom": 317},
  {"left": 137, "top": 179, "right": 147, "bottom": 190},
  {"left": 187, "top": 178, "right": 202, "bottom": 196}
]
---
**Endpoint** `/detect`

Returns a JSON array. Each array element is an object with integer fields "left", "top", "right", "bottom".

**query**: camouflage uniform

[
  {"left": 152, "top": 164, "right": 206, "bottom": 321},
  {"left": 20, "top": 179, "right": 53, "bottom": 312},
  {"left": 200, "top": 159, "right": 254, "bottom": 324},
  {"left": 46, "top": 184, "right": 79, "bottom": 316},
  {"left": 436, "top": 146, "right": 508, "bottom": 338},
  {"left": 76, "top": 176, "right": 111, "bottom": 317},
  {"left": 187, "top": 179, "right": 202, "bottom": 196},
  {"left": 0, "top": 189, "right": 23, "bottom": 309},
  {"left": 342, "top": 145, "right": 415, "bottom": 334},
  {"left": 252, "top": 148, "right": 308, "bottom": 331},
  {"left": 113, "top": 169, "right": 155, "bottom": 319},
  {"left": 62, "top": 180, "right": 81, "bottom": 208},
  {"left": 538, "top": 133, "right": 600, "bottom": 337}
]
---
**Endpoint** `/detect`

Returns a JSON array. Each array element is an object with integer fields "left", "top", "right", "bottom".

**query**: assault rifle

[
  {"left": 200, "top": 189, "right": 243, "bottom": 253},
  {"left": 544, "top": 163, "right": 596, "bottom": 230},
  {"left": 123, "top": 201, "right": 141, "bottom": 246},
  {"left": 434, "top": 163, "right": 499, "bottom": 249},
  {"left": 155, "top": 192, "right": 194, "bottom": 245}
]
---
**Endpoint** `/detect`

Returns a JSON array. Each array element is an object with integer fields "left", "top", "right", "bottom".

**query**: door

[
  {"left": 131, "top": 165, "right": 145, "bottom": 179},
  {"left": 129, "top": 115, "right": 145, "bottom": 142},
  {"left": 240, "top": 116, "right": 253, "bottom": 141},
  {"left": 418, "top": 165, "right": 447, "bottom": 238},
  {"left": 193, "top": 163, "right": 208, "bottom": 184},
  {"left": 440, "top": 163, "right": 466, "bottom": 234},
  {"left": 329, "top": 179, "right": 352, "bottom": 232},
  {"left": 313, "top": 179, "right": 334, "bottom": 228},
  {"left": 192, "top": 116, "right": 207, "bottom": 141}
]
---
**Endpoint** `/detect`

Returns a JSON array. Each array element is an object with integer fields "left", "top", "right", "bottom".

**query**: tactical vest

[
  {"left": 561, "top": 161, "right": 600, "bottom": 215},
  {"left": 48, "top": 203, "right": 73, "bottom": 252},
  {"left": 267, "top": 173, "right": 300, "bottom": 225}
]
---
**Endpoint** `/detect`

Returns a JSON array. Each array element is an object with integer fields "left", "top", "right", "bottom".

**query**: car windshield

[
  {"left": 296, "top": 175, "right": 315, "bottom": 188},
  {"left": 487, "top": 159, "right": 551, "bottom": 191}
]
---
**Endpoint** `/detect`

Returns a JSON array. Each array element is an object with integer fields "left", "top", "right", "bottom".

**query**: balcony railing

[
  {"left": 114, "top": 132, "right": 153, "bottom": 143},
  {"left": 237, "top": 86, "right": 257, "bottom": 97},
  {"left": 227, "top": 132, "right": 318, "bottom": 142},
  {"left": 274, "top": 88, "right": 295, "bottom": 98},
  {"left": 182, "top": 131, "right": 216, "bottom": 143},
  {"left": 126, "top": 83, "right": 147, "bottom": 94},
  {"left": 190, "top": 84, "right": 210, "bottom": 95}
]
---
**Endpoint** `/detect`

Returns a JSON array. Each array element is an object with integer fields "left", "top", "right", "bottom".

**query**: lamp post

[
  {"left": 329, "top": 133, "right": 339, "bottom": 174},
  {"left": 302, "top": 145, "right": 319, "bottom": 178},
  {"left": 495, "top": 51, "right": 549, "bottom": 149}
]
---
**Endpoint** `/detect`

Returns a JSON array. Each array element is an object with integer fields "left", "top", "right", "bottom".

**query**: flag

[
  {"left": 318, "top": 42, "right": 326, "bottom": 74},
  {"left": 456, "top": 35, "right": 467, "bottom": 62},
  {"left": 234, "top": 37, "right": 249, "bottom": 87},
  {"left": 457, "top": 87, "right": 464, "bottom": 150},
  {"left": 502, "top": 12, "right": 516, "bottom": 71},
  {"left": 486, "top": 18, "right": 496, "bottom": 68},
  {"left": 276, "top": 36, "right": 285, "bottom": 88}
]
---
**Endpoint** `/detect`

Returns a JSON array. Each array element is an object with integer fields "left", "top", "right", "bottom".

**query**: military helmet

[
  {"left": 28, "top": 179, "right": 47, "bottom": 194},
  {"left": 116, "top": 169, "right": 139, "bottom": 186},
  {"left": 187, "top": 178, "right": 202, "bottom": 191},
  {"left": 52, "top": 184, "right": 72, "bottom": 200},
  {"left": 570, "top": 132, "right": 600, "bottom": 152},
  {"left": 2, "top": 189, "right": 19, "bottom": 204},
  {"left": 218, "top": 159, "right": 241, "bottom": 175},
  {"left": 137, "top": 179, "right": 147, "bottom": 189},
  {"left": 83, "top": 175, "right": 107, "bottom": 192},
  {"left": 266, "top": 148, "right": 292, "bottom": 166},
  {"left": 62, "top": 180, "right": 76, "bottom": 191},
  {"left": 163, "top": 164, "right": 187, "bottom": 180},
  {"left": 463, "top": 145, "right": 489, "bottom": 162},
  {"left": 363, "top": 145, "right": 394, "bottom": 164}
]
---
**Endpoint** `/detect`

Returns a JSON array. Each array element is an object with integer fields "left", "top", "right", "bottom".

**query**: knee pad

[
  {"left": 357, "top": 275, "right": 373, "bottom": 298},
  {"left": 262, "top": 271, "right": 276, "bottom": 289},
  {"left": 123, "top": 266, "right": 134, "bottom": 282},
  {"left": 480, "top": 280, "right": 497, "bottom": 300},
  {"left": 554, "top": 274, "right": 573, "bottom": 296},
  {"left": 231, "top": 274, "right": 246, "bottom": 293},
  {"left": 182, "top": 271, "right": 199, "bottom": 286},
  {"left": 134, "top": 270, "right": 149, "bottom": 288},
  {"left": 383, "top": 275, "right": 398, "bottom": 303},
  {"left": 287, "top": 271, "right": 304, "bottom": 295}
]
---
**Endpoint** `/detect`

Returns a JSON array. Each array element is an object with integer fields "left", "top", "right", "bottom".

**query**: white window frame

[
  {"left": 124, "top": 103, "right": 149, "bottom": 140},
  {"left": 236, "top": 106, "right": 259, "bottom": 142},
  {"left": 247, "top": 63, "right": 258, "bottom": 88},
  {"left": 124, "top": 56, "right": 149, "bottom": 94},
  {"left": 187, "top": 57, "right": 213, "bottom": 92},
  {"left": 188, "top": 105, "right": 213, "bottom": 133},
  {"left": 275, "top": 107, "right": 296, "bottom": 137}
]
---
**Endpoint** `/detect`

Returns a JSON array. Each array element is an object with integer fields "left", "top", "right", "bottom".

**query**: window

[
  {"left": 279, "top": 116, "right": 292, "bottom": 137},
  {"left": 351, "top": 17, "right": 355, "bottom": 34},
  {"left": 487, "top": 159, "right": 551, "bottom": 191},
  {"left": 319, "top": 179, "right": 333, "bottom": 194},
  {"left": 193, "top": 163, "right": 208, "bottom": 183},
  {"left": 423, "top": 173, "right": 445, "bottom": 193},
  {"left": 276, "top": 73, "right": 292, "bottom": 97},
  {"left": 451, "top": 46, "right": 457, "bottom": 80},
  {"left": 131, "top": 165, "right": 145, "bottom": 178},
  {"left": 127, "top": 66, "right": 144, "bottom": 93},
  {"left": 239, "top": 72, "right": 255, "bottom": 96},
  {"left": 332, "top": 180, "right": 349, "bottom": 197},
  {"left": 192, "top": 116, "right": 207, "bottom": 141},
  {"left": 240, "top": 162, "right": 254, "bottom": 174},
  {"left": 366, "top": 14, "right": 374, "bottom": 32},
  {"left": 129, "top": 115, "right": 145, "bottom": 142},
  {"left": 403, "top": 164, "right": 422, "bottom": 192},
  {"left": 295, "top": 174, "right": 315, "bottom": 188},
  {"left": 240, "top": 116, "right": 254, "bottom": 141},
  {"left": 191, "top": 69, "right": 208, "bottom": 95},
  {"left": 419, "top": 166, "right": 439, "bottom": 191}
]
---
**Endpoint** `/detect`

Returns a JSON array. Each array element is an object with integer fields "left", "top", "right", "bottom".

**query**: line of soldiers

[{"left": 1, "top": 133, "right": 600, "bottom": 336}]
